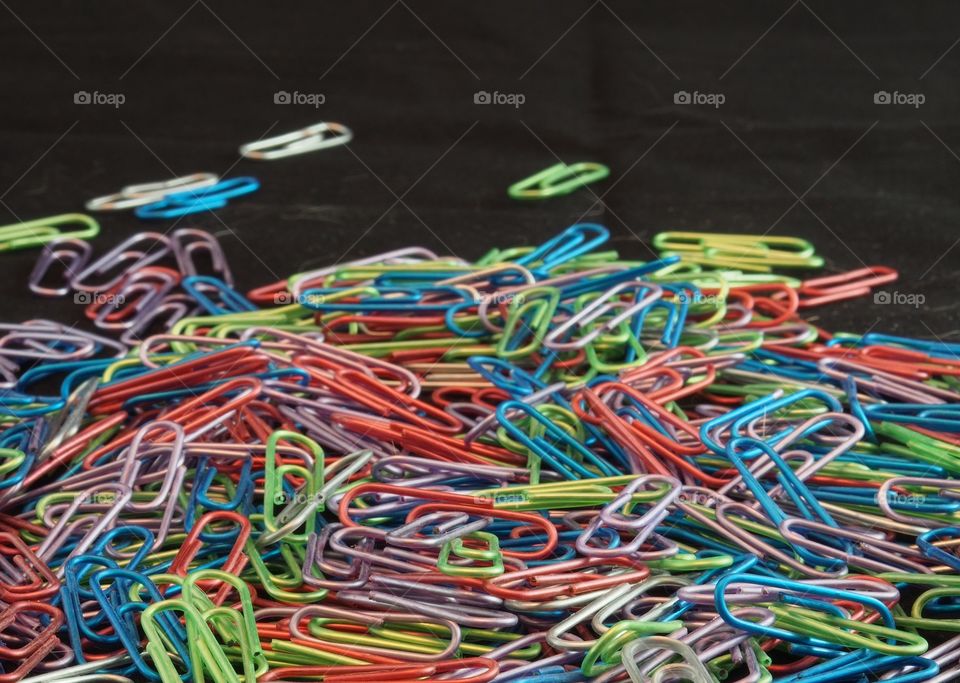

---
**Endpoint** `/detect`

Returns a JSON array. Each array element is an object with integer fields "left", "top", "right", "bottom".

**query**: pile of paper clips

[{"left": 1, "top": 221, "right": 959, "bottom": 682}]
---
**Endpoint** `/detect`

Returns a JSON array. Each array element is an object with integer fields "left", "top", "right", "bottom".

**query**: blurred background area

[{"left": 0, "top": 1, "right": 957, "bottom": 336}]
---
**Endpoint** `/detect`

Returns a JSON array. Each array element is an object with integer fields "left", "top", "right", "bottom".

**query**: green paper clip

[
  {"left": 0, "top": 213, "right": 99, "bottom": 251},
  {"left": 508, "top": 162, "right": 609, "bottom": 200},
  {"left": 438, "top": 531, "right": 504, "bottom": 577}
]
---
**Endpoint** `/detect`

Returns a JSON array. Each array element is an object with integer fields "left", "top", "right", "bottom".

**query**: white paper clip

[
  {"left": 85, "top": 173, "right": 220, "bottom": 212},
  {"left": 239, "top": 122, "right": 353, "bottom": 160}
]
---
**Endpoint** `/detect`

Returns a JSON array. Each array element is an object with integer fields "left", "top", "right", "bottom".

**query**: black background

[{"left": 0, "top": 1, "right": 958, "bottom": 338}]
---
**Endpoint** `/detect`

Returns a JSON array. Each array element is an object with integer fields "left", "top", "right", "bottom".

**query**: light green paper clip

[
  {"left": 508, "top": 162, "right": 609, "bottom": 200},
  {"left": 0, "top": 213, "right": 99, "bottom": 251}
]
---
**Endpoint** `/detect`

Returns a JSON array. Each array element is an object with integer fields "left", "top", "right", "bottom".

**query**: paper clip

[
  {"left": 240, "top": 122, "right": 353, "bottom": 160},
  {"left": 774, "top": 650, "right": 938, "bottom": 683},
  {"left": 172, "top": 228, "right": 233, "bottom": 285},
  {"left": 134, "top": 177, "right": 260, "bottom": 219},
  {"left": 85, "top": 172, "right": 220, "bottom": 211},
  {"left": 71, "top": 232, "right": 173, "bottom": 293},
  {"left": 796, "top": 265, "right": 898, "bottom": 307},
  {"left": 29, "top": 239, "right": 92, "bottom": 297},
  {"left": 182, "top": 276, "right": 257, "bottom": 315},
  {"left": 0, "top": 214, "right": 99, "bottom": 252},
  {"left": 515, "top": 223, "right": 610, "bottom": 273},
  {"left": 85, "top": 267, "right": 180, "bottom": 330},
  {"left": 0, "top": 601, "right": 65, "bottom": 681},
  {"left": 713, "top": 573, "right": 926, "bottom": 656},
  {"left": 865, "top": 402, "right": 960, "bottom": 432},
  {"left": 0, "top": 532, "right": 60, "bottom": 601},
  {"left": 918, "top": 527, "right": 960, "bottom": 570},
  {"left": 654, "top": 231, "right": 824, "bottom": 271},
  {"left": 654, "top": 231, "right": 817, "bottom": 255},
  {"left": 508, "top": 162, "right": 609, "bottom": 200}
]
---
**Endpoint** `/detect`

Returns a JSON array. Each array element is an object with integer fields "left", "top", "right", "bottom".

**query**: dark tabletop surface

[{"left": 0, "top": 1, "right": 957, "bottom": 339}]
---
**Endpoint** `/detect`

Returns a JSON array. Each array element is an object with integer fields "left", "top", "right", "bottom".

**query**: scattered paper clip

[
  {"left": 239, "top": 122, "right": 353, "bottom": 160},
  {"left": 654, "top": 230, "right": 825, "bottom": 271},
  {"left": 134, "top": 176, "right": 260, "bottom": 219},
  {"left": 85, "top": 173, "right": 220, "bottom": 211},
  {"left": 0, "top": 214, "right": 99, "bottom": 252},
  {"left": 508, "top": 161, "right": 609, "bottom": 200}
]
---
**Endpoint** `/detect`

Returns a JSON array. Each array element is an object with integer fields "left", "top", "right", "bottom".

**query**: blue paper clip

[
  {"left": 855, "top": 332, "right": 960, "bottom": 359},
  {"left": 300, "top": 286, "right": 474, "bottom": 312},
  {"left": 89, "top": 567, "right": 192, "bottom": 681},
  {"left": 558, "top": 258, "right": 680, "bottom": 299},
  {"left": 89, "top": 526, "right": 156, "bottom": 572},
  {"left": 497, "top": 400, "right": 619, "bottom": 479},
  {"left": 467, "top": 357, "right": 546, "bottom": 398},
  {"left": 182, "top": 275, "right": 257, "bottom": 315},
  {"left": 865, "top": 403, "right": 960, "bottom": 432},
  {"left": 62, "top": 555, "right": 123, "bottom": 653},
  {"left": 714, "top": 572, "right": 900, "bottom": 650},
  {"left": 776, "top": 650, "right": 938, "bottom": 683},
  {"left": 726, "top": 436, "right": 848, "bottom": 570},
  {"left": 515, "top": 223, "right": 609, "bottom": 275},
  {"left": 135, "top": 176, "right": 260, "bottom": 219},
  {"left": 700, "top": 388, "right": 843, "bottom": 455},
  {"left": 918, "top": 527, "right": 960, "bottom": 571}
]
